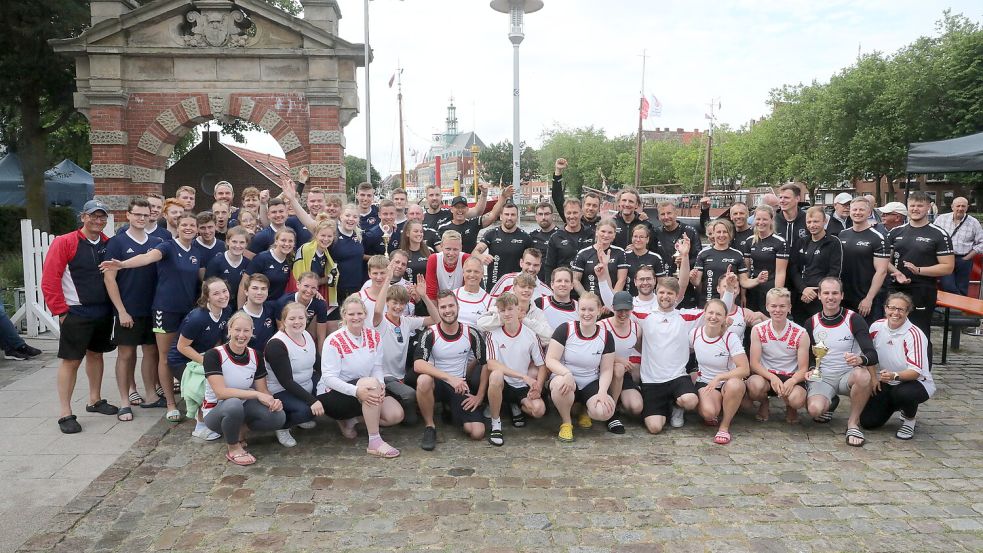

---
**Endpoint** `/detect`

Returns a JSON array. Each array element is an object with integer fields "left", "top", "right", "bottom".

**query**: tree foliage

[
  {"left": 344, "top": 154, "right": 381, "bottom": 197},
  {"left": 478, "top": 140, "right": 540, "bottom": 185}
]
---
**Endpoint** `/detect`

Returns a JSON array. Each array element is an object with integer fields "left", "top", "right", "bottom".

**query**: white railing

[{"left": 11, "top": 216, "right": 114, "bottom": 338}]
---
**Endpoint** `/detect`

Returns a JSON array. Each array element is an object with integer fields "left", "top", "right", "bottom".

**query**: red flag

[
  {"left": 388, "top": 73, "right": 396, "bottom": 88},
  {"left": 640, "top": 96, "right": 650, "bottom": 120}
]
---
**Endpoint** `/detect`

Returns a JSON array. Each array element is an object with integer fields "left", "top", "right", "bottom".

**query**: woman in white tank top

[
  {"left": 746, "top": 287, "right": 810, "bottom": 424},
  {"left": 264, "top": 302, "right": 320, "bottom": 448},
  {"left": 690, "top": 298, "right": 750, "bottom": 445}
]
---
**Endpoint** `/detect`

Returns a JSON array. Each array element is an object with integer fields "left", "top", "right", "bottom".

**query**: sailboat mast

[
  {"left": 634, "top": 50, "right": 647, "bottom": 189},
  {"left": 397, "top": 65, "right": 407, "bottom": 190},
  {"left": 703, "top": 100, "right": 714, "bottom": 195}
]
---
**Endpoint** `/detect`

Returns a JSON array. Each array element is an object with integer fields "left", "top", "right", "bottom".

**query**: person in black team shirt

[
  {"left": 551, "top": 158, "right": 601, "bottom": 232},
  {"left": 776, "top": 183, "right": 809, "bottom": 248},
  {"left": 790, "top": 206, "right": 843, "bottom": 324},
  {"left": 544, "top": 198, "right": 595, "bottom": 280},
  {"left": 691, "top": 219, "right": 747, "bottom": 307},
  {"left": 652, "top": 200, "right": 703, "bottom": 308},
  {"left": 838, "top": 196, "right": 890, "bottom": 325},
  {"left": 612, "top": 188, "right": 653, "bottom": 249},
  {"left": 572, "top": 220, "right": 629, "bottom": 295},
  {"left": 473, "top": 201, "right": 534, "bottom": 291},
  {"left": 406, "top": 204, "right": 442, "bottom": 250},
  {"left": 436, "top": 186, "right": 513, "bottom": 254},
  {"left": 698, "top": 198, "right": 752, "bottom": 248},
  {"left": 740, "top": 205, "right": 788, "bottom": 313},
  {"left": 825, "top": 192, "right": 852, "bottom": 236},
  {"left": 887, "top": 191, "right": 954, "bottom": 340},
  {"left": 422, "top": 183, "right": 490, "bottom": 232},
  {"left": 624, "top": 225, "right": 666, "bottom": 296},
  {"left": 529, "top": 202, "right": 559, "bottom": 281}
]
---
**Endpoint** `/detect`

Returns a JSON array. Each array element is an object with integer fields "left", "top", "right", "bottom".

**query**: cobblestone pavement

[{"left": 17, "top": 332, "right": 983, "bottom": 553}]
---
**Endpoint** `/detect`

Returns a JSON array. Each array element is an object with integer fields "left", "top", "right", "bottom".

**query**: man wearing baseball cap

[
  {"left": 435, "top": 186, "right": 514, "bottom": 253},
  {"left": 877, "top": 202, "right": 908, "bottom": 232},
  {"left": 826, "top": 192, "right": 852, "bottom": 236},
  {"left": 41, "top": 199, "right": 118, "bottom": 433}
]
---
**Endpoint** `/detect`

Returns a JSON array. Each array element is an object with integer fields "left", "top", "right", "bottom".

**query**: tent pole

[{"left": 905, "top": 174, "right": 911, "bottom": 203}]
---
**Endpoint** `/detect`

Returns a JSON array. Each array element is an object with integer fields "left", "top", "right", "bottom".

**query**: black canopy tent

[{"left": 905, "top": 131, "right": 983, "bottom": 201}]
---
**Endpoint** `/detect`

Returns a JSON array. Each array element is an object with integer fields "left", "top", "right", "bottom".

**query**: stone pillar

[
  {"left": 88, "top": 103, "right": 145, "bottom": 216},
  {"left": 300, "top": 0, "right": 341, "bottom": 35},
  {"left": 308, "top": 103, "right": 346, "bottom": 195}
]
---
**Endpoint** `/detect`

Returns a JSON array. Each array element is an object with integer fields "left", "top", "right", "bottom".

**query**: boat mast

[
  {"left": 397, "top": 64, "right": 406, "bottom": 190},
  {"left": 702, "top": 99, "right": 716, "bottom": 195},
  {"left": 634, "top": 50, "right": 647, "bottom": 189}
]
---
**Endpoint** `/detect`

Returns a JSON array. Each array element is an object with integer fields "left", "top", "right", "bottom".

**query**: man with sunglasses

[{"left": 371, "top": 265, "right": 439, "bottom": 425}]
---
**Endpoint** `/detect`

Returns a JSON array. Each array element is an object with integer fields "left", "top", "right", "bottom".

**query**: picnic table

[{"left": 936, "top": 290, "right": 983, "bottom": 364}]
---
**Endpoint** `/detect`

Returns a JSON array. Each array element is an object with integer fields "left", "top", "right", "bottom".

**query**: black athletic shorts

[
  {"left": 113, "top": 316, "right": 156, "bottom": 347},
  {"left": 433, "top": 378, "right": 485, "bottom": 425},
  {"left": 767, "top": 373, "right": 807, "bottom": 397},
  {"left": 574, "top": 379, "right": 601, "bottom": 405},
  {"left": 695, "top": 380, "right": 724, "bottom": 392},
  {"left": 503, "top": 384, "right": 531, "bottom": 405},
  {"left": 318, "top": 387, "right": 366, "bottom": 421},
  {"left": 640, "top": 375, "right": 696, "bottom": 419},
  {"left": 622, "top": 372, "right": 640, "bottom": 391},
  {"left": 58, "top": 313, "right": 115, "bottom": 360}
]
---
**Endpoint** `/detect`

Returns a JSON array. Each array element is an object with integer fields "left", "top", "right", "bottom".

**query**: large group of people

[{"left": 37, "top": 161, "right": 960, "bottom": 464}]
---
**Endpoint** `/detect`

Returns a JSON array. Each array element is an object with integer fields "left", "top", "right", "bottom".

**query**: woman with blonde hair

[
  {"left": 740, "top": 205, "right": 789, "bottom": 313},
  {"left": 293, "top": 217, "right": 340, "bottom": 330},
  {"left": 691, "top": 219, "right": 747, "bottom": 307}
]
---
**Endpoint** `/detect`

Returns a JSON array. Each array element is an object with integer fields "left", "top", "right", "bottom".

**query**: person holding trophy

[{"left": 802, "top": 277, "right": 878, "bottom": 447}]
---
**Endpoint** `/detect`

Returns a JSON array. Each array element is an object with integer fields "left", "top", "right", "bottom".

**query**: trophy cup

[
  {"left": 381, "top": 224, "right": 393, "bottom": 256},
  {"left": 809, "top": 333, "right": 829, "bottom": 382}
]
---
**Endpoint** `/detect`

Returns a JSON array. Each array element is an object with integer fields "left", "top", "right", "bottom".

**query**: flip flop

[
  {"left": 814, "top": 395, "right": 839, "bottom": 423},
  {"left": 366, "top": 441, "right": 400, "bottom": 458},
  {"left": 713, "top": 430, "right": 732, "bottom": 445},
  {"left": 226, "top": 451, "right": 256, "bottom": 466},
  {"left": 117, "top": 407, "right": 133, "bottom": 422},
  {"left": 128, "top": 391, "right": 143, "bottom": 406}
]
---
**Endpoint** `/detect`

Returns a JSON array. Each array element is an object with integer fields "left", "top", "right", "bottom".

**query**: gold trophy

[
  {"left": 381, "top": 224, "right": 393, "bottom": 256},
  {"left": 809, "top": 333, "right": 829, "bottom": 382}
]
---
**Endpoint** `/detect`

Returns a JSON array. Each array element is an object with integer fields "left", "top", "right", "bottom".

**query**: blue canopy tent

[
  {"left": 0, "top": 153, "right": 94, "bottom": 214},
  {"left": 905, "top": 131, "right": 983, "bottom": 202}
]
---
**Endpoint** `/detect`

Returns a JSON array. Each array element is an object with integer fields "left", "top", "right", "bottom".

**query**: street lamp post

[
  {"left": 363, "top": 0, "right": 372, "bottom": 187},
  {"left": 490, "top": 0, "right": 543, "bottom": 206}
]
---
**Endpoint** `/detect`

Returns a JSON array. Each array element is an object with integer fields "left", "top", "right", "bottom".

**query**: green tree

[
  {"left": 538, "top": 126, "right": 632, "bottom": 196},
  {"left": 611, "top": 139, "right": 683, "bottom": 188},
  {"left": 344, "top": 154, "right": 380, "bottom": 197},
  {"left": 0, "top": 0, "right": 89, "bottom": 232},
  {"left": 478, "top": 140, "right": 540, "bottom": 185}
]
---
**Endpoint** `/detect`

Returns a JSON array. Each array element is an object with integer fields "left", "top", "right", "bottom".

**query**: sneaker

[
  {"left": 3, "top": 348, "right": 28, "bottom": 361},
  {"left": 577, "top": 412, "right": 593, "bottom": 429},
  {"left": 16, "top": 344, "right": 42, "bottom": 358},
  {"left": 557, "top": 423, "right": 574, "bottom": 443},
  {"left": 421, "top": 426, "right": 437, "bottom": 451},
  {"left": 297, "top": 420, "right": 317, "bottom": 430},
  {"left": 606, "top": 417, "right": 626, "bottom": 435},
  {"left": 670, "top": 406, "right": 685, "bottom": 428},
  {"left": 191, "top": 426, "right": 221, "bottom": 441},
  {"left": 275, "top": 429, "right": 297, "bottom": 448}
]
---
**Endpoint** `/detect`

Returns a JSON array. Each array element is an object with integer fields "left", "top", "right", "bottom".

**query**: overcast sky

[{"left": 232, "top": 0, "right": 981, "bottom": 177}]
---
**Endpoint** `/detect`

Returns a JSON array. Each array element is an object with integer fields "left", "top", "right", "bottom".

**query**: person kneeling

[
  {"left": 317, "top": 296, "right": 403, "bottom": 458},
  {"left": 545, "top": 293, "right": 617, "bottom": 443},
  {"left": 413, "top": 291, "right": 489, "bottom": 451},
  {"left": 485, "top": 292, "right": 549, "bottom": 446},
  {"left": 691, "top": 299, "right": 750, "bottom": 445}
]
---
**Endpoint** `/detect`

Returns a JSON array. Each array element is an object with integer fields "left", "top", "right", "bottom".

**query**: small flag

[
  {"left": 640, "top": 96, "right": 650, "bottom": 120},
  {"left": 388, "top": 73, "right": 396, "bottom": 88},
  {"left": 650, "top": 95, "right": 662, "bottom": 117}
]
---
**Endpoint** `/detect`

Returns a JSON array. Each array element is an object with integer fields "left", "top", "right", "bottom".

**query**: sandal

[
  {"left": 713, "top": 430, "right": 732, "bottom": 445},
  {"left": 366, "top": 440, "right": 400, "bottom": 458},
  {"left": 896, "top": 419, "right": 916, "bottom": 440},
  {"left": 226, "top": 451, "right": 256, "bottom": 466},
  {"left": 814, "top": 395, "right": 839, "bottom": 423},
  {"left": 128, "top": 391, "right": 143, "bottom": 406},
  {"left": 86, "top": 399, "right": 119, "bottom": 416},
  {"left": 117, "top": 407, "right": 133, "bottom": 422},
  {"left": 845, "top": 427, "right": 866, "bottom": 447},
  {"left": 165, "top": 409, "right": 182, "bottom": 422},
  {"left": 488, "top": 429, "right": 504, "bottom": 446},
  {"left": 155, "top": 383, "right": 165, "bottom": 398},
  {"left": 139, "top": 397, "right": 167, "bottom": 409},
  {"left": 512, "top": 412, "right": 526, "bottom": 428}
]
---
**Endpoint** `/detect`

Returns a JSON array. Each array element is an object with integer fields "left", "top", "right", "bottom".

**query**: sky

[{"left": 231, "top": 0, "right": 982, "bottom": 178}]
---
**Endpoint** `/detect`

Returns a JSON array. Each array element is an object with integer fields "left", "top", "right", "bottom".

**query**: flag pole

[
  {"left": 634, "top": 50, "right": 647, "bottom": 189},
  {"left": 397, "top": 64, "right": 406, "bottom": 190}
]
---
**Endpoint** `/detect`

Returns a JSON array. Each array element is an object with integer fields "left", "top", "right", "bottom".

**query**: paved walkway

[
  {"left": 8, "top": 331, "right": 983, "bottom": 552},
  {"left": 0, "top": 341, "right": 161, "bottom": 553}
]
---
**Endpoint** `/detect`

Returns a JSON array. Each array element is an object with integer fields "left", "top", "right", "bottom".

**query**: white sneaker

[
  {"left": 191, "top": 427, "right": 222, "bottom": 441},
  {"left": 297, "top": 420, "right": 316, "bottom": 430},
  {"left": 276, "top": 429, "right": 297, "bottom": 448},
  {"left": 670, "top": 406, "right": 685, "bottom": 428}
]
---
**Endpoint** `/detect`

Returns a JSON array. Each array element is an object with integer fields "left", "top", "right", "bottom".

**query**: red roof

[{"left": 222, "top": 143, "right": 292, "bottom": 184}]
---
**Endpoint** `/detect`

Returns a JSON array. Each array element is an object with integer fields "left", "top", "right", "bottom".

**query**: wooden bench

[{"left": 935, "top": 291, "right": 983, "bottom": 364}]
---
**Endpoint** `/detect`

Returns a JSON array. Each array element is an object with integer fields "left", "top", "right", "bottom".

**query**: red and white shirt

[
  {"left": 753, "top": 319, "right": 806, "bottom": 375},
  {"left": 601, "top": 318, "right": 641, "bottom": 364},
  {"left": 690, "top": 327, "right": 744, "bottom": 383},
  {"left": 318, "top": 327, "right": 384, "bottom": 396},
  {"left": 489, "top": 272, "right": 553, "bottom": 301},
  {"left": 486, "top": 323, "right": 545, "bottom": 389},
  {"left": 869, "top": 319, "right": 935, "bottom": 397},
  {"left": 454, "top": 286, "right": 491, "bottom": 326}
]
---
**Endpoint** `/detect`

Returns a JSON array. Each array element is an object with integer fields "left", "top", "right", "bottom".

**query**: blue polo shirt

[{"left": 166, "top": 305, "right": 234, "bottom": 366}]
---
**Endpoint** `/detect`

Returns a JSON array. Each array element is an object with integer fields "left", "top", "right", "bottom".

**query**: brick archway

[{"left": 52, "top": 0, "right": 363, "bottom": 213}]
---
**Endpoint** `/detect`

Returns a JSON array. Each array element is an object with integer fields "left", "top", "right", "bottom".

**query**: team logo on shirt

[
  {"left": 915, "top": 237, "right": 932, "bottom": 243},
  {"left": 126, "top": 248, "right": 134, "bottom": 254},
  {"left": 798, "top": 229, "right": 807, "bottom": 239},
  {"left": 761, "top": 246, "right": 774, "bottom": 252},
  {"left": 855, "top": 241, "right": 871, "bottom": 247},
  {"left": 265, "top": 319, "right": 273, "bottom": 328},
  {"left": 190, "top": 256, "right": 198, "bottom": 265}
]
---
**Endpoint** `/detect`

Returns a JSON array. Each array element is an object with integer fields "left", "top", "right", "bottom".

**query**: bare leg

[
  {"left": 359, "top": 377, "right": 383, "bottom": 435},
  {"left": 154, "top": 332, "right": 178, "bottom": 409},
  {"left": 550, "top": 375, "right": 576, "bottom": 425},
  {"left": 115, "top": 345, "right": 137, "bottom": 409},
  {"left": 521, "top": 397, "right": 546, "bottom": 418},
  {"left": 644, "top": 415, "right": 666, "bottom": 434},
  {"left": 608, "top": 363, "right": 626, "bottom": 405},
  {"left": 487, "top": 368, "right": 505, "bottom": 420},
  {"left": 806, "top": 395, "right": 830, "bottom": 420},
  {"left": 697, "top": 388, "right": 722, "bottom": 422},
  {"left": 718, "top": 379, "right": 746, "bottom": 433},
  {"left": 463, "top": 421, "right": 485, "bottom": 440},
  {"left": 84, "top": 351, "right": 105, "bottom": 407},
  {"left": 57, "top": 359, "right": 84, "bottom": 418},
  {"left": 139, "top": 344, "right": 160, "bottom": 400},
  {"left": 586, "top": 394, "right": 615, "bottom": 421},
  {"left": 847, "top": 368, "right": 872, "bottom": 443},
  {"left": 416, "top": 374, "right": 436, "bottom": 427},
  {"left": 619, "top": 389, "right": 643, "bottom": 417},
  {"left": 378, "top": 396, "right": 405, "bottom": 426}
]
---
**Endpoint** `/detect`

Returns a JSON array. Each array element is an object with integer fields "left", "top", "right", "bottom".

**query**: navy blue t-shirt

[
  {"left": 248, "top": 225, "right": 277, "bottom": 255},
  {"left": 204, "top": 252, "right": 247, "bottom": 306},
  {"left": 273, "top": 292, "right": 329, "bottom": 325},
  {"left": 244, "top": 250, "right": 292, "bottom": 300},
  {"left": 105, "top": 230, "right": 163, "bottom": 318},
  {"left": 363, "top": 223, "right": 402, "bottom": 256},
  {"left": 245, "top": 302, "right": 278, "bottom": 353},
  {"left": 195, "top": 238, "right": 225, "bottom": 268},
  {"left": 359, "top": 205, "right": 380, "bottom": 231},
  {"left": 152, "top": 240, "right": 203, "bottom": 314},
  {"left": 285, "top": 216, "right": 312, "bottom": 246},
  {"left": 146, "top": 224, "right": 173, "bottom": 242},
  {"left": 166, "top": 305, "right": 234, "bottom": 366},
  {"left": 329, "top": 228, "right": 366, "bottom": 290}
]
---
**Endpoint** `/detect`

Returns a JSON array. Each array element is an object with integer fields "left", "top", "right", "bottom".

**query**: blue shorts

[{"left": 152, "top": 310, "right": 186, "bottom": 334}]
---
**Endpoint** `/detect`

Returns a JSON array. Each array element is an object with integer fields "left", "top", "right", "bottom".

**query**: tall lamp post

[
  {"left": 363, "top": 0, "right": 372, "bottom": 186},
  {"left": 490, "top": 0, "right": 543, "bottom": 206}
]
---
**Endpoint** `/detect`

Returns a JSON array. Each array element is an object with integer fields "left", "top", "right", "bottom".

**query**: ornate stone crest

[{"left": 183, "top": 1, "right": 253, "bottom": 48}]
